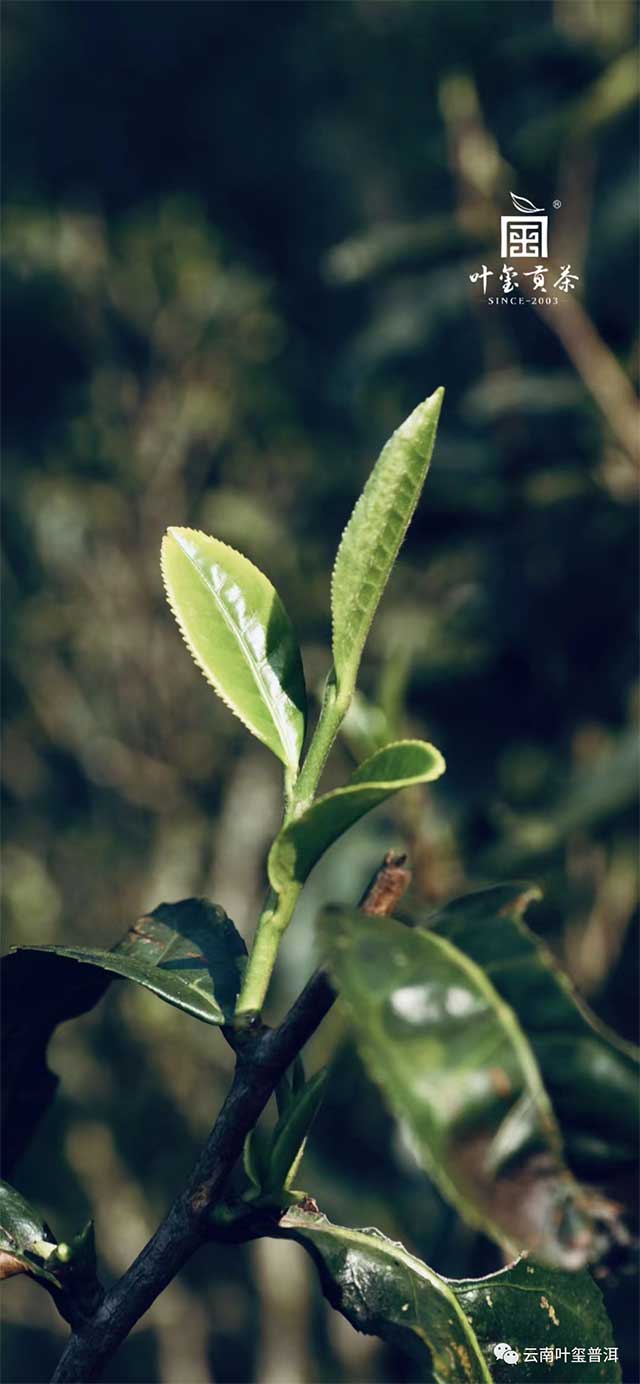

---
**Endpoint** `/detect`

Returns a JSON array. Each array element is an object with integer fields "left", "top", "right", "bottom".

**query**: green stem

[
  {"left": 235, "top": 673, "right": 350, "bottom": 1022},
  {"left": 235, "top": 885, "right": 301, "bottom": 1022},
  {"left": 289, "top": 676, "right": 349, "bottom": 818}
]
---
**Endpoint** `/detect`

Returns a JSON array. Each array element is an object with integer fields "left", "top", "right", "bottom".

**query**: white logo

[
  {"left": 468, "top": 192, "right": 580, "bottom": 304},
  {"left": 494, "top": 1342, "right": 520, "bottom": 1366},
  {"left": 501, "top": 192, "right": 548, "bottom": 259}
]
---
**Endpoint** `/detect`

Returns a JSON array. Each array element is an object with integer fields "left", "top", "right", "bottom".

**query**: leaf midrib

[
  {"left": 335, "top": 464, "right": 420, "bottom": 649},
  {"left": 285, "top": 1216, "right": 491, "bottom": 1383},
  {"left": 21, "top": 945, "right": 225, "bottom": 1020}
]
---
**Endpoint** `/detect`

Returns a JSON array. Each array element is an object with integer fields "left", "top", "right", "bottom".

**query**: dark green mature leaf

[
  {"left": 281, "top": 1209, "right": 621, "bottom": 1383},
  {"left": 0, "top": 1181, "right": 61, "bottom": 1287},
  {"left": 2, "top": 899, "right": 245, "bottom": 1173},
  {"left": 2, "top": 951, "right": 109, "bottom": 1176},
  {"left": 322, "top": 907, "right": 600, "bottom": 1267},
  {"left": 281, "top": 1208, "right": 489, "bottom": 1383},
  {"left": 269, "top": 740, "right": 445, "bottom": 893},
  {"left": 14, "top": 899, "right": 246, "bottom": 1027},
  {"left": 162, "top": 527, "right": 307, "bottom": 771},
  {"left": 423, "top": 885, "right": 639, "bottom": 1177},
  {"left": 453, "top": 1257, "right": 621, "bottom": 1384},
  {"left": 331, "top": 389, "right": 444, "bottom": 701}
]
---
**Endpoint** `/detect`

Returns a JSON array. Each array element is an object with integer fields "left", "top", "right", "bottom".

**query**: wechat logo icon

[{"left": 494, "top": 1342, "right": 520, "bottom": 1365}]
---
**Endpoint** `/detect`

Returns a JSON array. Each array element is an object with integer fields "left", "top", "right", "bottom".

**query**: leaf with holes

[{"left": 162, "top": 527, "right": 307, "bottom": 771}]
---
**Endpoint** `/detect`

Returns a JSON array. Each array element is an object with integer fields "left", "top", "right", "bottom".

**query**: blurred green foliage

[{"left": 2, "top": 1, "right": 638, "bottom": 1380}]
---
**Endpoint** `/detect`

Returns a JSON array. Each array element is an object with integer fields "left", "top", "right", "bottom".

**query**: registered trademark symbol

[{"left": 553, "top": 200, "right": 562, "bottom": 209}]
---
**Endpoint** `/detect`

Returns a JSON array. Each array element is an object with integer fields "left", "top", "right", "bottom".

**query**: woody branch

[{"left": 49, "top": 853, "right": 411, "bottom": 1384}]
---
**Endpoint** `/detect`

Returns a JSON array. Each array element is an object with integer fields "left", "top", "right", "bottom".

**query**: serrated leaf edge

[
  {"left": 330, "top": 389, "right": 444, "bottom": 690},
  {"left": 161, "top": 526, "right": 305, "bottom": 770}
]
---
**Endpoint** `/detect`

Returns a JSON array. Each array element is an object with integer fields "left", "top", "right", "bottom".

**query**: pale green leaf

[
  {"left": 269, "top": 739, "right": 445, "bottom": 893},
  {"left": 281, "top": 1209, "right": 620, "bottom": 1383},
  {"left": 331, "top": 389, "right": 444, "bottom": 700},
  {"left": 322, "top": 907, "right": 604, "bottom": 1267},
  {"left": 161, "top": 527, "right": 306, "bottom": 770}
]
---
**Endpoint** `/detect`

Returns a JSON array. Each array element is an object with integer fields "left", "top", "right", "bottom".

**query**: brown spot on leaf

[
  {"left": 498, "top": 886, "right": 542, "bottom": 920},
  {"left": 452, "top": 1342, "right": 474, "bottom": 1381},
  {"left": 450, "top": 1133, "right": 597, "bottom": 1268}
]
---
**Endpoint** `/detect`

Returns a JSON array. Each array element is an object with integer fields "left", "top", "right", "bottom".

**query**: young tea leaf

[
  {"left": 161, "top": 528, "right": 306, "bottom": 771},
  {"left": 243, "top": 1127, "right": 271, "bottom": 1195},
  {"left": 282, "top": 1209, "right": 621, "bottom": 1384},
  {"left": 265, "top": 1069, "right": 328, "bottom": 1194},
  {"left": 269, "top": 740, "right": 444, "bottom": 894},
  {"left": 331, "top": 389, "right": 444, "bottom": 703},
  {"left": 321, "top": 907, "right": 602, "bottom": 1268},
  {"left": 422, "top": 884, "right": 640, "bottom": 1179}
]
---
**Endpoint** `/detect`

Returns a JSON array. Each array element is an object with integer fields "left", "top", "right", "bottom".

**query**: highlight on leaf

[
  {"left": 7, "top": 898, "right": 247, "bottom": 1031},
  {"left": 331, "top": 388, "right": 444, "bottom": 703},
  {"left": 268, "top": 739, "right": 445, "bottom": 894},
  {"left": 421, "top": 883, "right": 640, "bottom": 1180},
  {"left": 321, "top": 905, "right": 608, "bottom": 1268},
  {"left": 161, "top": 527, "right": 307, "bottom": 771}
]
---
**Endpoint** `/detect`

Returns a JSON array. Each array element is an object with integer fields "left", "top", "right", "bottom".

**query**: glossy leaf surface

[
  {"left": 331, "top": 389, "right": 444, "bottom": 698},
  {"left": 322, "top": 907, "right": 599, "bottom": 1267},
  {"left": 0, "top": 1181, "right": 60, "bottom": 1287},
  {"left": 162, "top": 527, "right": 306, "bottom": 770},
  {"left": 423, "top": 885, "right": 640, "bottom": 1178},
  {"left": 281, "top": 1210, "right": 620, "bottom": 1383},
  {"left": 281, "top": 1208, "right": 489, "bottom": 1383},
  {"left": 14, "top": 899, "right": 246, "bottom": 1027},
  {"left": 269, "top": 740, "right": 444, "bottom": 893}
]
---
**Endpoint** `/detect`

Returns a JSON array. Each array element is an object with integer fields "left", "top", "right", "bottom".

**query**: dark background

[{"left": 2, "top": 2, "right": 638, "bottom": 1380}]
